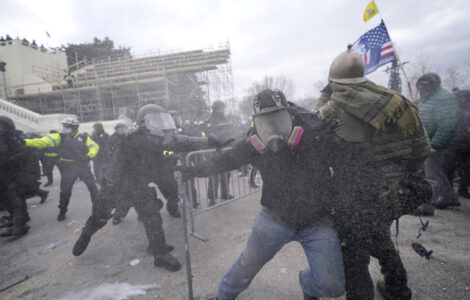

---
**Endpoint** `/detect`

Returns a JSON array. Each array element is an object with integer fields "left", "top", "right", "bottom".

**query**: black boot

[
  {"left": 58, "top": 192, "right": 70, "bottom": 221},
  {"left": 154, "top": 253, "right": 181, "bottom": 271},
  {"left": 57, "top": 210, "right": 67, "bottom": 221},
  {"left": 376, "top": 279, "right": 411, "bottom": 300},
  {"left": 147, "top": 244, "right": 174, "bottom": 255},
  {"left": 44, "top": 174, "right": 53, "bottom": 187},
  {"left": 412, "top": 203, "right": 435, "bottom": 216},
  {"left": 433, "top": 196, "right": 461, "bottom": 209},
  {"left": 73, "top": 229, "right": 92, "bottom": 256},
  {"left": 376, "top": 279, "right": 390, "bottom": 300},
  {"left": 458, "top": 186, "right": 470, "bottom": 199},
  {"left": 0, "top": 216, "right": 12, "bottom": 228},
  {"left": 0, "top": 225, "right": 30, "bottom": 237},
  {"left": 39, "top": 190, "right": 49, "bottom": 204}
]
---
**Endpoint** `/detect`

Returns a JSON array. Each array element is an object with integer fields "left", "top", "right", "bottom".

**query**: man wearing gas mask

[
  {"left": 180, "top": 89, "right": 350, "bottom": 300},
  {"left": 25, "top": 117, "right": 99, "bottom": 221},
  {"left": 72, "top": 104, "right": 221, "bottom": 272}
]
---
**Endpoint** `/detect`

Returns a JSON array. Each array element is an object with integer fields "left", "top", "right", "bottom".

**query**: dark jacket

[
  {"left": 192, "top": 104, "right": 371, "bottom": 230},
  {"left": 91, "top": 131, "right": 110, "bottom": 163},
  {"left": 417, "top": 87, "right": 458, "bottom": 149},
  {"left": 451, "top": 90, "right": 470, "bottom": 146},
  {"left": 0, "top": 117, "right": 39, "bottom": 195},
  {"left": 110, "top": 128, "right": 208, "bottom": 188}
]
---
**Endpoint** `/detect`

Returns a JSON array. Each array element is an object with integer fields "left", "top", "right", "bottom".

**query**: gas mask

[
  {"left": 143, "top": 112, "right": 176, "bottom": 137},
  {"left": 250, "top": 108, "right": 304, "bottom": 154}
]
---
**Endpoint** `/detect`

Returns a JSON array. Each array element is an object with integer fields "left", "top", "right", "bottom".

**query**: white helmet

[{"left": 62, "top": 117, "right": 79, "bottom": 128}]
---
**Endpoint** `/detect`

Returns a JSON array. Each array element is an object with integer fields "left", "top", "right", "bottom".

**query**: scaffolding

[{"left": 8, "top": 42, "right": 233, "bottom": 122}]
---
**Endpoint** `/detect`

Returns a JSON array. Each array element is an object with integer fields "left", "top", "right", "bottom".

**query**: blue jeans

[{"left": 218, "top": 206, "right": 345, "bottom": 300}]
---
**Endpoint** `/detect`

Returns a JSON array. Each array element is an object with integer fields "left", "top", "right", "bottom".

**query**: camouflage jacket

[{"left": 317, "top": 87, "right": 430, "bottom": 220}]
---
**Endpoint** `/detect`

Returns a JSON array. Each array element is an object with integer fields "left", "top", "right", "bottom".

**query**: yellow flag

[{"left": 363, "top": 1, "right": 379, "bottom": 22}]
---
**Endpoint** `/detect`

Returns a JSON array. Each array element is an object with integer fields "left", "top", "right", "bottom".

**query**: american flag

[{"left": 352, "top": 20, "right": 397, "bottom": 75}]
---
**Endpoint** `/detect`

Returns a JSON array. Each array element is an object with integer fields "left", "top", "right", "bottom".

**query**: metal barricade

[
  {"left": 184, "top": 148, "right": 261, "bottom": 242},
  {"left": 176, "top": 148, "right": 261, "bottom": 300}
]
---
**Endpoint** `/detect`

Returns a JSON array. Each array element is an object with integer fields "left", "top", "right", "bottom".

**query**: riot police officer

[
  {"left": 205, "top": 101, "right": 234, "bottom": 205},
  {"left": 25, "top": 117, "right": 99, "bottom": 221},
  {"left": 0, "top": 116, "right": 31, "bottom": 237},
  {"left": 72, "top": 104, "right": 221, "bottom": 271}
]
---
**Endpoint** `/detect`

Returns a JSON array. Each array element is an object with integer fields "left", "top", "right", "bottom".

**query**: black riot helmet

[
  {"left": 136, "top": 104, "right": 176, "bottom": 136},
  {"left": 93, "top": 122, "right": 104, "bottom": 134},
  {"left": 168, "top": 109, "right": 183, "bottom": 129},
  {"left": 114, "top": 123, "right": 129, "bottom": 135},
  {"left": 252, "top": 89, "right": 293, "bottom": 153},
  {"left": 0, "top": 115, "right": 16, "bottom": 136}
]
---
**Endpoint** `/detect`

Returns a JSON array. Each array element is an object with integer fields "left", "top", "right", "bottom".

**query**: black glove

[
  {"left": 207, "top": 134, "right": 222, "bottom": 148},
  {"left": 208, "top": 134, "right": 234, "bottom": 149}
]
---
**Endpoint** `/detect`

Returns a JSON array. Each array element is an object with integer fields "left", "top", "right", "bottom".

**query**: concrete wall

[{"left": 0, "top": 39, "right": 67, "bottom": 97}]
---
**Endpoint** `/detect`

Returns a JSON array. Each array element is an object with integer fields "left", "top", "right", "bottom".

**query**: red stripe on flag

[
  {"left": 381, "top": 51, "right": 395, "bottom": 59},
  {"left": 382, "top": 44, "right": 393, "bottom": 51}
]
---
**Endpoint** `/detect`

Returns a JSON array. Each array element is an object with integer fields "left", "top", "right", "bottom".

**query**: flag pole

[{"left": 374, "top": 1, "right": 415, "bottom": 100}]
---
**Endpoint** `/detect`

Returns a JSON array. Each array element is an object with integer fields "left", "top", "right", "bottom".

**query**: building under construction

[{"left": 4, "top": 41, "right": 233, "bottom": 123}]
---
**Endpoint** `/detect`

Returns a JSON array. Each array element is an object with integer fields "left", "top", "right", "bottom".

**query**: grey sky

[{"left": 2, "top": 0, "right": 470, "bottom": 99}]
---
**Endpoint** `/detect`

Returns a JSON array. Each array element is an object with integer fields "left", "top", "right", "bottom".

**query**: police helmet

[
  {"left": 93, "top": 122, "right": 104, "bottom": 130},
  {"left": 62, "top": 117, "right": 79, "bottom": 128},
  {"left": 136, "top": 104, "right": 165, "bottom": 126},
  {"left": 114, "top": 122, "right": 128, "bottom": 130}
]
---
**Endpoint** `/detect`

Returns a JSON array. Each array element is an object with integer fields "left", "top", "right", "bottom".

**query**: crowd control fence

[{"left": 176, "top": 148, "right": 261, "bottom": 300}]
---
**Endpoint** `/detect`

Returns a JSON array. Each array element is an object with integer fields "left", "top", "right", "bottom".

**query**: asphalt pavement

[{"left": 0, "top": 169, "right": 469, "bottom": 300}]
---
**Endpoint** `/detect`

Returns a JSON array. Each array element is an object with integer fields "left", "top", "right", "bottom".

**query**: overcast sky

[{"left": 2, "top": 0, "right": 470, "bottom": 99}]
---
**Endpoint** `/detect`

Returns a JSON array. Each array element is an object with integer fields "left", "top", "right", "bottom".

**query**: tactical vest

[
  {"left": 335, "top": 110, "right": 430, "bottom": 220},
  {"left": 59, "top": 133, "right": 89, "bottom": 162}
]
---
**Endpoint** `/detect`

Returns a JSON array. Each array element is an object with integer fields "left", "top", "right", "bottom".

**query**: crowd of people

[{"left": 1, "top": 44, "right": 469, "bottom": 300}]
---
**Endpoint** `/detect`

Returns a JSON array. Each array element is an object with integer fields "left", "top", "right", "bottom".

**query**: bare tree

[
  {"left": 247, "top": 75, "right": 296, "bottom": 99},
  {"left": 238, "top": 75, "right": 296, "bottom": 120},
  {"left": 443, "top": 65, "right": 467, "bottom": 91},
  {"left": 313, "top": 79, "right": 327, "bottom": 93},
  {"left": 409, "top": 51, "right": 436, "bottom": 85}
]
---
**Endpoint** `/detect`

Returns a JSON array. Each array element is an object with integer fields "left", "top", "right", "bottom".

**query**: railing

[
  {"left": 177, "top": 148, "right": 261, "bottom": 300},
  {"left": 0, "top": 98, "right": 41, "bottom": 124}
]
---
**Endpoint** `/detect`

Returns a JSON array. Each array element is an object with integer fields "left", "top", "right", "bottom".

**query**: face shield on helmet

[{"left": 143, "top": 112, "right": 176, "bottom": 136}]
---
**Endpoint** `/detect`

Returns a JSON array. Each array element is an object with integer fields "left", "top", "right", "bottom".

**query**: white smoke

[{"left": 58, "top": 282, "right": 160, "bottom": 300}]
